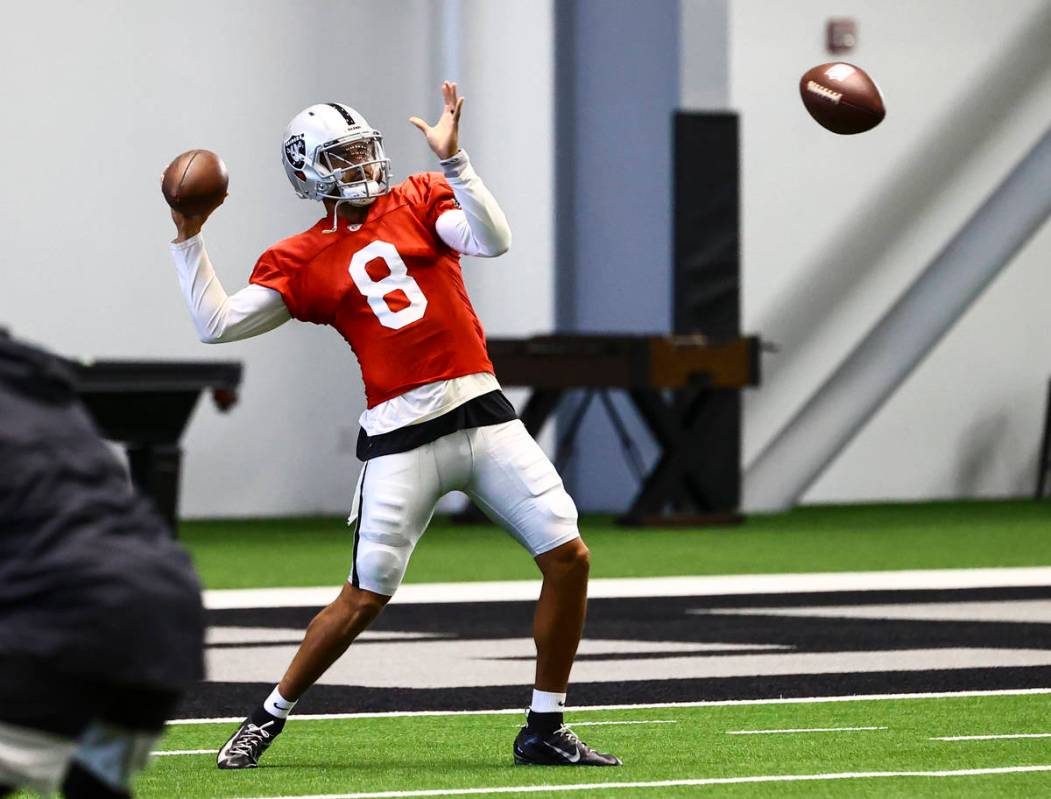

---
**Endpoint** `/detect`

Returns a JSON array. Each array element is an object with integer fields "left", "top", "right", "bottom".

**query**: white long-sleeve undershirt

[
  {"left": 169, "top": 236, "right": 290, "bottom": 344},
  {"left": 434, "top": 149, "right": 511, "bottom": 257}
]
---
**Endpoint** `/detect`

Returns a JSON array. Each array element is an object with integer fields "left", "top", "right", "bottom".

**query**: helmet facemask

[{"left": 315, "top": 133, "right": 391, "bottom": 207}]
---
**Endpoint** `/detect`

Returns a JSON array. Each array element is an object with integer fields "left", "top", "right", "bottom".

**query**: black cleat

[
  {"left": 216, "top": 718, "right": 280, "bottom": 769},
  {"left": 513, "top": 724, "right": 622, "bottom": 766}
]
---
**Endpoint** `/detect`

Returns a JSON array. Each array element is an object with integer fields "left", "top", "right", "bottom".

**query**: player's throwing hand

[
  {"left": 170, "top": 204, "right": 224, "bottom": 243},
  {"left": 409, "top": 81, "right": 464, "bottom": 160}
]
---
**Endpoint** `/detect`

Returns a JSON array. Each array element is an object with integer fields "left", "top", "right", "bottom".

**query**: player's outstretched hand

[
  {"left": 170, "top": 199, "right": 225, "bottom": 244},
  {"left": 409, "top": 81, "right": 464, "bottom": 161}
]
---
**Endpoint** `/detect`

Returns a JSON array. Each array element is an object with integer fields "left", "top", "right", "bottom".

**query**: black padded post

[{"left": 670, "top": 112, "right": 743, "bottom": 518}]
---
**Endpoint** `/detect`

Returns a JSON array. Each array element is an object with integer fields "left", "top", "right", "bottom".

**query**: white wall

[
  {"left": 0, "top": 0, "right": 554, "bottom": 518},
  {"left": 457, "top": 1, "right": 555, "bottom": 342},
  {"left": 729, "top": 0, "right": 1051, "bottom": 504},
  {"left": 681, "top": 0, "right": 729, "bottom": 110}
]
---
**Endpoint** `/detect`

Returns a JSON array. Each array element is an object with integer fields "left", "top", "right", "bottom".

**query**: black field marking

[{"left": 184, "top": 587, "right": 1051, "bottom": 717}]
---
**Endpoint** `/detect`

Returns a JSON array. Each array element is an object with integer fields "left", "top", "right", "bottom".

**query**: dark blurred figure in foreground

[{"left": 0, "top": 332, "right": 205, "bottom": 798}]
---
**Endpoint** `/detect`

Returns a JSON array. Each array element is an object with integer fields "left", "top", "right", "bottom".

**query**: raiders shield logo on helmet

[{"left": 284, "top": 134, "right": 306, "bottom": 169}]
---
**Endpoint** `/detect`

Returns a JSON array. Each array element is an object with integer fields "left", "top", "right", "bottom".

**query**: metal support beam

[{"left": 745, "top": 126, "right": 1051, "bottom": 512}]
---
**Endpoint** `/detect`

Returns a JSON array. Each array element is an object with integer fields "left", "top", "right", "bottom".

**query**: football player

[{"left": 168, "top": 82, "right": 620, "bottom": 768}]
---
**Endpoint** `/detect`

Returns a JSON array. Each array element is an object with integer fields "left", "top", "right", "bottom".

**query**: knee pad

[{"left": 352, "top": 538, "right": 411, "bottom": 596}]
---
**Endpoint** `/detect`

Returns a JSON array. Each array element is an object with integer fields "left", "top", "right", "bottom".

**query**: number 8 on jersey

[
  {"left": 349, "top": 241, "right": 428, "bottom": 330},
  {"left": 248, "top": 171, "right": 495, "bottom": 409}
]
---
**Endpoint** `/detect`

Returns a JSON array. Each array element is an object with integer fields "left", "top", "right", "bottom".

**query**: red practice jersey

[{"left": 250, "top": 172, "right": 494, "bottom": 407}]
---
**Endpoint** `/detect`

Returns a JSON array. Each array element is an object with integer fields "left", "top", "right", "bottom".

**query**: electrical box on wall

[{"left": 827, "top": 18, "right": 857, "bottom": 54}]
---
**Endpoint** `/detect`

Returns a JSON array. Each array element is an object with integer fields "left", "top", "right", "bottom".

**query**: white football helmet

[{"left": 281, "top": 103, "right": 392, "bottom": 207}]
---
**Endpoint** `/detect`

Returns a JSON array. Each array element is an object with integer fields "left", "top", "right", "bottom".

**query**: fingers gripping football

[
  {"left": 409, "top": 81, "right": 464, "bottom": 160},
  {"left": 162, "top": 149, "right": 229, "bottom": 242}
]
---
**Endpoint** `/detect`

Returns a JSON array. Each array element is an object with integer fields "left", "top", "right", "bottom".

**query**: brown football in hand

[
  {"left": 161, "top": 149, "right": 229, "bottom": 215},
  {"left": 799, "top": 62, "right": 885, "bottom": 135}
]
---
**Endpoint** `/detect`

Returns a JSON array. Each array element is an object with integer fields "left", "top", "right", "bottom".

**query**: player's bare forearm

[{"left": 409, "top": 81, "right": 464, "bottom": 161}]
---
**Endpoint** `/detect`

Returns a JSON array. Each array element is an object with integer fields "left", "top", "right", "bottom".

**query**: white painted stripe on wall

[
  {"left": 236, "top": 765, "right": 1051, "bottom": 799},
  {"left": 169, "top": 687, "right": 1051, "bottom": 725},
  {"left": 203, "top": 567, "right": 1051, "bottom": 609}
]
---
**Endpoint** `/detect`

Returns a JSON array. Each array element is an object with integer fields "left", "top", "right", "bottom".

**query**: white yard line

[
  {"left": 727, "top": 726, "right": 886, "bottom": 735},
  {"left": 169, "top": 687, "right": 1051, "bottom": 725},
  {"left": 234, "top": 765, "right": 1051, "bottom": 799},
  {"left": 150, "top": 749, "right": 215, "bottom": 756},
  {"left": 933, "top": 733, "right": 1051, "bottom": 741},
  {"left": 560, "top": 720, "right": 678, "bottom": 727},
  {"left": 203, "top": 567, "right": 1051, "bottom": 609}
]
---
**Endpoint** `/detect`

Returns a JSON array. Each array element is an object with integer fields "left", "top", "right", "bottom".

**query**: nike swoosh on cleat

[{"left": 543, "top": 742, "right": 580, "bottom": 763}]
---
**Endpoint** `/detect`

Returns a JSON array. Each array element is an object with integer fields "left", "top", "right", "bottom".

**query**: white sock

[
  {"left": 264, "top": 687, "right": 297, "bottom": 719},
  {"left": 530, "top": 689, "right": 567, "bottom": 714}
]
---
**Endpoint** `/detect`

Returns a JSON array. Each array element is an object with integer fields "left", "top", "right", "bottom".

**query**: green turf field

[
  {"left": 95, "top": 499, "right": 1048, "bottom": 799},
  {"left": 136, "top": 693, "right": 1051, "bottom": 798},
  {"left": 181, "top": 500, "right": 1051, "bottom": 589}
]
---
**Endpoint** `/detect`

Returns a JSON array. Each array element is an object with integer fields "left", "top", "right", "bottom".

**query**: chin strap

[{"left": 322, "top": 198, "right": 351, "bottom": 234}]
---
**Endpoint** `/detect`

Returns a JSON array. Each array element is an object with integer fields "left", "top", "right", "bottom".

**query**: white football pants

[{"left": 347, "top": 420, "right": 580, "bottom": 596}]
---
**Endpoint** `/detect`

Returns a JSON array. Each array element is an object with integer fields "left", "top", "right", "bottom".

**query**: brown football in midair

[
  {"left": 161, "top": 149, "right": 229, "bottom": 215},
  {"left": 799, "top": 62, "right": 885, "bottom": 135}
]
